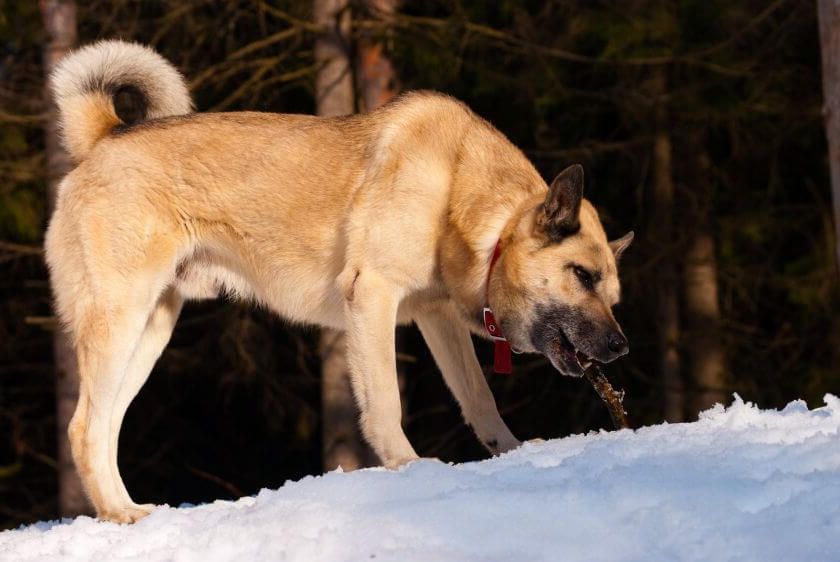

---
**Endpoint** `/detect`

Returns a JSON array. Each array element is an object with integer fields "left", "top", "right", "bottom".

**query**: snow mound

[{"left": 3, "top": 395, "right": 839, "bottom": 562}]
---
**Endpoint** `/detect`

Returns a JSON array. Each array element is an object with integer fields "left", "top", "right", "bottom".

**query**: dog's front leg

[
  {"left": 416, "top": 304, "right": 521, "bottom": 456},
  {"left": 343, "top": 269, "right": 418, "bottom": 468}
]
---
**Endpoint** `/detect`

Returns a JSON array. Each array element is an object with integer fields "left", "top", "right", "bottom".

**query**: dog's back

[{"left": 46, "top": 38, "right": 489, "bottom": 336}]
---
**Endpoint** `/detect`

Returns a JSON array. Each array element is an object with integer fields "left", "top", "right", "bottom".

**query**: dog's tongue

[
  {"left": 576, "top": 351, "right": 592, "bottom": 370},
  {"left": 548, "top": 338, "right": 585, "bottom": 377}
]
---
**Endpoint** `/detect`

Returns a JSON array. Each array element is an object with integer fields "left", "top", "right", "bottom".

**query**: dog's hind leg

[
  {"left": 415, "top": 304, "right": 521, "bottom": 456},
  {"left": 70, "top": 297, "right": 161, "bottom": 523},
  {"left": 63, "top": 236, "right": 182, "bottom": 523},
  {"left": 106, "top": 286, "right": 183, "bottom": 514}
]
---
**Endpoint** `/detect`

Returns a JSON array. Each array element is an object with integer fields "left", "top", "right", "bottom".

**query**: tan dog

[{"left": 45, "top": 40, "right": 633, "bottom": 523}]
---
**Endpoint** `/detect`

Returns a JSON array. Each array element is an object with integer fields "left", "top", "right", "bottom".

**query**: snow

[{"left": 2, "top": 395, "right": 840, "bottom": 562}]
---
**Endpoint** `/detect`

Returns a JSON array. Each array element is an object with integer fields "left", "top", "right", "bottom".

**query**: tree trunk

[
  {"left": 40, "top": 0, "right": 92, "bottom": 517},
  {"left": 314, "top": 0, "right": 374, "bottom": 471},
  {"left": 683, "top": 139, "right": 726, "bottom": 416},
  {"left": 319, "top": 329, "right": 373, "bottom": 470},
  {"left": 684, "top": 231, "right": 726, "bottom": 414},
  {"left": 818, "top": 0, "right": 840, "bottom": 272},
  {"left": 314, "top": 0, "right": 355, "bottom": 117},
  {"left": 649, "top": 67, "right": 684, "bottom": 422},
  {"left": 356, "top": 0, "right": 398, "bottom": 113}
]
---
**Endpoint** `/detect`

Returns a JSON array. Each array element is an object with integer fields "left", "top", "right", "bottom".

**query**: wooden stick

[{"left": 584, "top": 366, "right": 630, "bottom": 430}]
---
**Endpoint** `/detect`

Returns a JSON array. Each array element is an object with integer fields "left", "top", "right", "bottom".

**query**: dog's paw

[
  {"left": 383, "top": 456, "right": 426, "bottom": 469},
  {"left": 484, "top": 434, "right": 522, "bottom": 455},
  {"left": 100, "top": 502, "right": 155, "bottom": 524}
]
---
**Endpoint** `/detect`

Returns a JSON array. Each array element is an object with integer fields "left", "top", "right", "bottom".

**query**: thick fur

[
  {"left": 45, "top": 40, "right": 631, "bottom": 523},
  {"left": 51, "top": 40, "right": 192, "bottom": 161}
]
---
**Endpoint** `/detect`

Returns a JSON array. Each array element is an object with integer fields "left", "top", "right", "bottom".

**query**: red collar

[{"left": 483, "top": 241, "right": 513, "bottom": 374}]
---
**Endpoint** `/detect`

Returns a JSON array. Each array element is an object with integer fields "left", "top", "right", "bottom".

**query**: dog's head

[{"left": 490, "top": 164, "right": 633, "bottom": 377}]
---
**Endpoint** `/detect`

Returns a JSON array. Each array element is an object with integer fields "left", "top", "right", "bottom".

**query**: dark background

[{"left": 1, "top": 0, "right": 838, "bottom": 529}]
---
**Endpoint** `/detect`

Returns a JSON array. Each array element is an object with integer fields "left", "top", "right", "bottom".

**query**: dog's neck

[
  {"left": 439, "top": 190, "right": 543, "bottom": 335},
  {"left": 434, "top": 120, "right": 549, "bottom": 332}
]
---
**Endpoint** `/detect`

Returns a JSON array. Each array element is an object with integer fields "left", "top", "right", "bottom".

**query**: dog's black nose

[{"left": 607, "top": 332, "right": 628, "bottom": 356}]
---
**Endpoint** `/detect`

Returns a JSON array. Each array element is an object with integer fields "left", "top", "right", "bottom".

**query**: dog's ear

[
  {"left": 541, "top": 164, "right": 584, "bottom": 240},
  {"left": 609, "top": 231, "right": 634, "bottom": 261}
]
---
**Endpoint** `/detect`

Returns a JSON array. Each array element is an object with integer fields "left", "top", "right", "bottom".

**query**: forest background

[{"left": 1, "top": 0, "right": 838, "bottom": 529}]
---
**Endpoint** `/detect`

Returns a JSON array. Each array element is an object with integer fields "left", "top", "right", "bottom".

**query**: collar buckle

[{"left": 482, "top": 307, "right": 507, "bottom": 342}]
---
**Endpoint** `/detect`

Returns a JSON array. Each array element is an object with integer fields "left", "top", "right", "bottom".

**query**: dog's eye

[{"left": 574, "top": 266, "right": 594, "bottom": 290}]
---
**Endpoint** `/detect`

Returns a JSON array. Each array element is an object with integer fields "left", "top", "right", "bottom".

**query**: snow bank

[{"left": 3, "top": 395, "right": 839, "bottom": 562}]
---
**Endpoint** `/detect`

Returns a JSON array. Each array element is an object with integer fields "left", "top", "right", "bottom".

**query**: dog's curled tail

[{"left": 51, "top": 40, "right": 192, "bottom": 161}]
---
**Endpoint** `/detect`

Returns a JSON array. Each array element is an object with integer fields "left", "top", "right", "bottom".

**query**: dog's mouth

[{"left": 546, "top": 330, "right": 592, "bottom": 378}]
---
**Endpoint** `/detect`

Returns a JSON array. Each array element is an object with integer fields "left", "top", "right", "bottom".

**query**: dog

[{"left": 45, "top": 40, "right": 633, "bottom": 523}]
